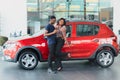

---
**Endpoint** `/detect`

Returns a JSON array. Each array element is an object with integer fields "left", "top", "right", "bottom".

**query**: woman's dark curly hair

[{"left": 57, "top": 18, "right": 66, "bottom": 26}]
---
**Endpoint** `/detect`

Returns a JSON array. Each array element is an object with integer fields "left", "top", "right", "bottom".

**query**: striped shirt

[{"left": 54, "top": 25, "right": 67, "bottom": 40}]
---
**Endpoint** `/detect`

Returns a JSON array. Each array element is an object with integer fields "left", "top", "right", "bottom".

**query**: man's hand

[
  {"left": 52, "top": 29, "right": 57, "bottom": 34},
  {"left": 44, "top": 29, "right": 57, "bottom": 37}
]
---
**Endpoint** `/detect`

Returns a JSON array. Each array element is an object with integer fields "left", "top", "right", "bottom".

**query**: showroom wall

[
  {"left": 0, "top": 0, "right": 119, "bottom": 43},
  {"left": 112, "top": 0, "right": 120, "bottom": 43},
  {"left": 0, "top": 0, "right": 27, "bottom": 37}
]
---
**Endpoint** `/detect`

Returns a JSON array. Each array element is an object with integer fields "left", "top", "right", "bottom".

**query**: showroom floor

[{"left": 0, "top": 53, "right": 120, "bottom": 80}]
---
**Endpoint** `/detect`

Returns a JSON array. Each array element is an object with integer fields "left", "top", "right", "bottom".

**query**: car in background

[{"left": 2, "top": 20, "right": 119, "bottom": 70}]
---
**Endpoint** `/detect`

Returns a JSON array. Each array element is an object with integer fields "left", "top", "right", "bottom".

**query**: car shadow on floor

[{"left": 37, "top": 60, "right": 105, "bottom": 71}]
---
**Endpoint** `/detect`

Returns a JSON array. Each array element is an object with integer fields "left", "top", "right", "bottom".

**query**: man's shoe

[
  {"left": 48, "top": 68, "right": 57, "bottom": 74},
  {"left": 48, "top": 68, "right": 53, "bottom": 73}
]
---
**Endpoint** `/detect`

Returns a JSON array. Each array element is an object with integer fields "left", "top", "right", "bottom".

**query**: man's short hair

[{"left": 50, "top": 15, "right": 56, "bottom": 19}]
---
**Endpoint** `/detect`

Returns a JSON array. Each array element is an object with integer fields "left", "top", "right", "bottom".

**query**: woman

[{"left": 54, "top": 18, "right": 70, "bottom": 71}]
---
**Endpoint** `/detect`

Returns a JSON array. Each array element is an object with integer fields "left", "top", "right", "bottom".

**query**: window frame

[
  {"left": 66, "top": 25, "right": 72, "bottom": 38},
  {"left": 76, "top": 24, "right": 99, "bottom": 36}
]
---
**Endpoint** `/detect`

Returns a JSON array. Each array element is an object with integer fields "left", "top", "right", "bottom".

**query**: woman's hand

[{"left": 65, "top": 40, "right": 70, "bottom": 48}]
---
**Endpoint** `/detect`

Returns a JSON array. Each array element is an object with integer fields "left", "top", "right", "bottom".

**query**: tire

[
  {"left": 96, "top": 50, "right": 114, "bottom": 68},
  {"left": 19, "top": 50, "right": 38, "bottom": 70}
]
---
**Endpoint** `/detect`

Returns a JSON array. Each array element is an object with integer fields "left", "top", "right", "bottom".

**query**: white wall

[
  {"left": 112, "top": 0, "right": 120, "bottom": 43},
  {"left": 0, "top": 0, "right": 27, "bottom": 37}
]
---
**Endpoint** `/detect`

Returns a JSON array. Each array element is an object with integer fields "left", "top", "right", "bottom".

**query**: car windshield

[{"left": 32, "top": 29, "right": 45, "bottom": 37}]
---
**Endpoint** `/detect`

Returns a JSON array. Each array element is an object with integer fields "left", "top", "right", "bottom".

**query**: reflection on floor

[{"left": 0, "top": 54, "right": 120, "bottom": 80}]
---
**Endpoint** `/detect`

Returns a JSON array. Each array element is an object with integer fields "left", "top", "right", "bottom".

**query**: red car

[{"left": 2, "top": 21, "right": 119, "bottom": 70}]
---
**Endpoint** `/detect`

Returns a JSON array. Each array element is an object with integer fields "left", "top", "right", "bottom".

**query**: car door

[
  {"left": 62, "top": 23, "right": 77, "bottom": 56},
  {"left": 62, "top": 23, "right": 92, "bottom": 59},
  {"left": 68, "top": 23, "right": 100, "bottom": 58}
]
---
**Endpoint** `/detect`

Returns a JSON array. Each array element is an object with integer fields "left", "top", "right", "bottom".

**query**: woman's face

[{"left": 59, "top": 20, "right": 64, "bottom": 26}]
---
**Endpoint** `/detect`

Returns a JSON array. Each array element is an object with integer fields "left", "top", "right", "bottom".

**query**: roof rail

[{"left": 66, "top": 19, "right": 101, "bottom": 23}]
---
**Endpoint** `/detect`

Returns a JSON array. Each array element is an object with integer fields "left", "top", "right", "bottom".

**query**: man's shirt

[{"left": 45, "top": 24, "right": 56, "bottom": 45}]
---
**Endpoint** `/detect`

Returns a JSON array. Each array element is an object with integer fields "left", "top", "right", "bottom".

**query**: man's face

[{"left": 50, "top": 18, "right": 56, "bottom": 24}]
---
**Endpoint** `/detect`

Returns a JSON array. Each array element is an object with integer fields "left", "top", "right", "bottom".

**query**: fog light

[{"left": 2, "top": 55, "right": 12, "bottom": 60}]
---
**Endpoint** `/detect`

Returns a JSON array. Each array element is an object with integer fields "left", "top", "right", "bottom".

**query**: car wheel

[
  {"left": 19, "top": 50, "right": 38, "bottom": 70},
  {"left": 96, "top": 50, "right": 114, "bottom": 68}
]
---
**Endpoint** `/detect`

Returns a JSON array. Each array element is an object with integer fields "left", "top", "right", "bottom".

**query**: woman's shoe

[
  {"left": 57, "top": 67, "right": 63, "bottom": 71},
  {"left": 67, "top": 53, "right": 71, "bottom": 58}
]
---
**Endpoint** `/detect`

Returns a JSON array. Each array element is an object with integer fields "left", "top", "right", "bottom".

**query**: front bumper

[
  {"left": 2, "top": 54, "right": 16, "bottom": 62},
  {"left": 2, "top": 48, "right": 17, "bottom": 62}
]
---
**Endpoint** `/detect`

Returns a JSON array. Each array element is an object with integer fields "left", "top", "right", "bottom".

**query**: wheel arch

[
  {"left": 15, "top": 46, "right": 43, "bottom": 62},
  {"left": 91, "top": 44, "right": 118, "bottom": 58}
]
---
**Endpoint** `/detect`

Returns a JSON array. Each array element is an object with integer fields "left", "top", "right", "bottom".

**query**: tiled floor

[{"left": 0, "top": 54, "right": 120, "bottom": 80}]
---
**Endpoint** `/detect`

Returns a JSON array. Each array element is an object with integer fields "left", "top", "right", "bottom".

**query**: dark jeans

[
  {"left": 48, "top": 44, "right": 56, "bottom": 69},
  {"left": 55, "top": 37, "right": 67, "bottom": 69}
]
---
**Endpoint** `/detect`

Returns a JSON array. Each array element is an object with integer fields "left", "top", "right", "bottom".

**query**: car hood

[
  {"left": 8, "top": 34, "right": 44, "bottom": 43},
  {"left": 8, "top": 29, "right": 45, "bottom": 42},
  {"left": 8, "top": 35, "right": 31, "bottom": 42}
]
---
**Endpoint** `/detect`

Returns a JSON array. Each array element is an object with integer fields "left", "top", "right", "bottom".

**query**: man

[{"left": 44, "top": 16, "right": 57, "bottom": 73}]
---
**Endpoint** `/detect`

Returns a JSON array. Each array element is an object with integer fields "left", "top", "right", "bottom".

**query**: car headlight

[{"left": 3, "top": 42, "right": 18, "bottom": 49}]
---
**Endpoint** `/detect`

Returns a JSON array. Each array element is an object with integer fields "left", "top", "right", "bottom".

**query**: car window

[
  {"left": 66, "top": 25, "right": 72, "bottom": 37},
  {"left": 76, "top": 24, "right": 99, "bottom": 36}
]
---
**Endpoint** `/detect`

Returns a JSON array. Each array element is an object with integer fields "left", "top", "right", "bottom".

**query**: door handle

[{"left": 92, "top": 38, "right": 99, "bottom": 42}]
